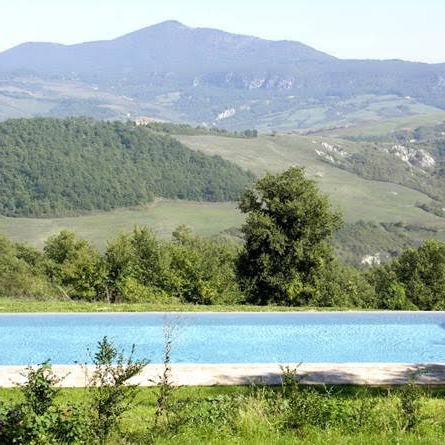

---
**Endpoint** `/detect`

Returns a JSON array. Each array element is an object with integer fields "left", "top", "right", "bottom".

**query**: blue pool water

[{"left": 1, "top": 312, "right": 445, "bottom": 365}]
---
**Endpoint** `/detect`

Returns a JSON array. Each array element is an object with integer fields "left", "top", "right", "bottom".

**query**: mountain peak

[
  {"left": 146, "top": 20, "right": 188, "bottom": 31},
  {"left": 157, "top": 20, "right": 187, "bottom": 28}
]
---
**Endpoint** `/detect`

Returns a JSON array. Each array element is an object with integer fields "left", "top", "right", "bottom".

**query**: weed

[{"left": 88, "top": 336, "right": 148, "bottom": 443}]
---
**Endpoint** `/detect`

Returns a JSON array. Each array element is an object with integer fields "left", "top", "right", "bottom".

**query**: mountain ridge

[
  {"left": 0, "top": 20, "right": 335, "bottom": 75},
  {"left": 0, "top": 21, "right": 444, "bottom": 129}
]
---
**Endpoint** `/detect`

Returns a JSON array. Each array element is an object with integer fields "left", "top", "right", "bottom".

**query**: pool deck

[{"left": 1, "top": 363, "right": 445, "bottom": 387}]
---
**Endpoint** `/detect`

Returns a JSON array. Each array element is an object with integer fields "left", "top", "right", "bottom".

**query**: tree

[
  {"left": 44, "top": 230, "right": 105, "bottom": 300},
  {"left": 391, "top": 240, "right": 445, "bottom": 310},
  {"left": 168, "top": 226, "right": 242, "bottom": 305},
  {"left": 236, "top": 167, "right": 342, "bottom": 305}
]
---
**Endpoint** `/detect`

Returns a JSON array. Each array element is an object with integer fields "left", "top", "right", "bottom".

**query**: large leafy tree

[
  {"left": 237, "top": 167, "right": 342, "bottom": 305},
  {"left": 44, "top": 230, "right": 105, "bottom": 300},
  {"left": 391, "top": 240, "right": 445, "bottom": 310}
]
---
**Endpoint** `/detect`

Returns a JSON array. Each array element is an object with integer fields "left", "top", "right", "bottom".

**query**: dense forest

[{"left": 0, "top": 117, "right": 254, "bottom": 217}]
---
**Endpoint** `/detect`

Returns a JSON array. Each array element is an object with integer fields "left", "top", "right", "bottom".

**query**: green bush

[
  {"left": 0, "top": 361, "right": 88, "bottom": 444},
  {"left": 88, "top": 336, "right": 147, "bottom": 443}
]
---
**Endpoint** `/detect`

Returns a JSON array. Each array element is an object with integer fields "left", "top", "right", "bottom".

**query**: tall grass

[{"left": 1, "top": 342, "right": 444, "bottom": 444}]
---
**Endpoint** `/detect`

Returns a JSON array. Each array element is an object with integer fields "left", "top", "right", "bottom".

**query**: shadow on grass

[{"left": 206, "top": 363, "right": 445, "bottom": 386}]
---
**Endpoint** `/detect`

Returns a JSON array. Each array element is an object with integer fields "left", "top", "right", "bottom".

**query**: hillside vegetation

[
  {"left": 0, "top": 117, "right": 254, "bottom": 217},
  {"left": 176, "top": 118, "right": 445, "bottom": 263},
  {"left": 1, "top": 118, "right": 445, "bottom": 266}
]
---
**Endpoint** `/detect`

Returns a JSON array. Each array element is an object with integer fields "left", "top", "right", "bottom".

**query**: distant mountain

[
  {"left": 0, "top": 21, "right": 444, "bottom": 130},
  {"left": 0, "top": 21, "right": 334, "bottom": 76}
]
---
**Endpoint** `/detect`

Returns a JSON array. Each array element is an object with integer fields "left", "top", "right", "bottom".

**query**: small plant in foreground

[
  {"left": 0, "top": 361, "right": 89, "bottom": 444},
  {"left": 88, "top": 336, "right": 148, "bottom": 444},
  {"left": 20, "top": 361, "right": 61, "bottom": 416},
  {"left": 397, "top": 372, "right": 425, "bottom": 432},
  {"left": 151, "top": 318, "right": 179, "bottom": 437}
]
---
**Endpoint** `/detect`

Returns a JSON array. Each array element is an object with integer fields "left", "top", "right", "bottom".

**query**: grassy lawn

[{"left": 0, "top": 298, "right": 350, "bottom": 313}]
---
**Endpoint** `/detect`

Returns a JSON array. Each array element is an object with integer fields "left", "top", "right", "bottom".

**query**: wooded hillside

[{"left": 0, "top": 117, "right": 254, "bottom": 217}]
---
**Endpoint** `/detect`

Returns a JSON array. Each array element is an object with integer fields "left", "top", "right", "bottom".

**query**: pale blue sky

[{"left": 2, "top": 0, "right": 444, "bottom": 63}]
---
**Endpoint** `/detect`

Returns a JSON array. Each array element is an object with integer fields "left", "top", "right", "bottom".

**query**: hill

[
  {"left": 0, "top": 21, "right": 444, "bottom": 129},
  {"left": 174, "top": 117, "right": 445, "bottom": 264},
  {"left": 0, "top": 117, "right": 254, "bottom": 217},
  {"left": 1, "top": 117, "right": 445, "bottom": 267}
]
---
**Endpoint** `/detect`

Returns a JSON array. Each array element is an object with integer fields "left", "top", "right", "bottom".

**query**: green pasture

[
  {"left": 1, "top": 383, "right": 445, "bottom": 444},
  {"left": 323, "top": 112, "right": 445, "bottom": 138},
  {"left": 179, "top": 133, "right": 445, "bottom": 226},
  {"left": 228, "top": 94, "right": 445, "bottom": 133},
  {"left": 0, "top": 200, "right": 243, "bottom": 249}
]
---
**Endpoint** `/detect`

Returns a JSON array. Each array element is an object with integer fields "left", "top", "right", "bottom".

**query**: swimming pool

[{"left": 1, "top": 312, "right": 445, "bottom": 365}]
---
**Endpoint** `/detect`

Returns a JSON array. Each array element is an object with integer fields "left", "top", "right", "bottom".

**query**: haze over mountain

[{"left": 1, "top": 21, "right": 444, "bottom": 130}]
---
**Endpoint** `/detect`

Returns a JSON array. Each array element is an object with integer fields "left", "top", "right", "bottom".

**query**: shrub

[
  {"left": 0, "top": 361, "right": 88, "bottom": 444},
  {"left": 88, "top": 336, "right": 147, "bottom": 443}
]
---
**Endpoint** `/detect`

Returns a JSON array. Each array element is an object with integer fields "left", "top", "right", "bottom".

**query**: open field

[
  {"left": 229, "top": 94, "right": 445, "bottom": 133},
  {"left": 0, "top": 200, "right": 243, "bottom": 249},
  {"left": 318, "top": 112, "right": 445, "bottom": 139},
  {"left": 1, "top": 127, "right": 445, "bottom": 250}
]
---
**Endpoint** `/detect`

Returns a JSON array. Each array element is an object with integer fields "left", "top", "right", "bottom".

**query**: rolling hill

[{"left": 1, "top": 117, "right": 445, "bottom": 268}]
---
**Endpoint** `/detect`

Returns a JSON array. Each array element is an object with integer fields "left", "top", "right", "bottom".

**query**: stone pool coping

[{"left": 1, "top": 363, "right": 445, "bottom": 387}]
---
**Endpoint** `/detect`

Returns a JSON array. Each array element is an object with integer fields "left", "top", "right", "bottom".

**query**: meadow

[
  {"left": 178, "top": 133, "right": 444, "bottom": 225},
  {"left": 0, "top": 200, "right": 243, "bottom": 249}
]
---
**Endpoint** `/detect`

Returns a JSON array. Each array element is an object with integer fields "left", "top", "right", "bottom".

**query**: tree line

[
  {"left": 0, "top": 117, "right": 254, "bottom": 217},
  {"left": 1, "top": 166, "right": 445, "bottom": 310},
  {"left": 142, "top": 121, "right": 258, "bottom": 138}
]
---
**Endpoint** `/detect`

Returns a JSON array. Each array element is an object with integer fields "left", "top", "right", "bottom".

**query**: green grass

[
  {"left": 225, "top": 94, "right": 445, "bottom": 133},
  {"left": 0, "top": 298, "right": 351, "bottom": 313},
  {"left": 2, "top": 385, "right": 445, "bottom": 444},
  {"left": 0, "top": 200, "right": 243, "bottom": 249},
  {"left": 322, "top": 112, "right": 445, "bottom": 139},
  {"left": 1, "top": 128, "right": 444, "bottom": 251}
]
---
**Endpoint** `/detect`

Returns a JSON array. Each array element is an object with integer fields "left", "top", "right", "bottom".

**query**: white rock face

[
  {"left": 249, "top": 78, "right": 266, "bottom": 89},
  {"left": 388, "top": 145, "right": 435, "bottom": 168},
  {"left": 315, "top": 141, "right": 349, "bottom": 163},
  {"left": 361, "top": 253, "right": 381, "bottom": 266},
  {"left": 278, "top": 79, "right": 294, "bottom": 89},
  {"left": 416, "top": 149, "right": 436, "bottom": 168},
  {"left": 216, "top": 108, "right": 236, "bottom": 121}
]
